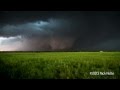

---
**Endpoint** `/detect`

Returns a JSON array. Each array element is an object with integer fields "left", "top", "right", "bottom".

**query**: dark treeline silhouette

[{"left": 0, "top": 50, "right": 120, "bottom": 53}]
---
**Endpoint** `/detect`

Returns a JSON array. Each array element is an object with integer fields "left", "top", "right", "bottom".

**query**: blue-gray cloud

[
  {"left": 0, "top": 11, "right": 120, "bottom": 51},
  {"left": 0, "top": 18, "right": 70, "bottom": 37},
  {"left": 0, "top": 18, "right": 75, "bottom": 51}
]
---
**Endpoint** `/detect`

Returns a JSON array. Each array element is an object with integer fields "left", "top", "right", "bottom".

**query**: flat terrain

[{"left": 0, "top": 52, "right": 120, "bottom": 79}]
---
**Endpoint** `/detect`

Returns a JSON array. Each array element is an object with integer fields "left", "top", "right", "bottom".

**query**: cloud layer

[
  {"left": 0, "top": 11, "right": 120, "bottom": 51},
  {"left": 0, "top": 18, "right": 75, "bottom": 51}
]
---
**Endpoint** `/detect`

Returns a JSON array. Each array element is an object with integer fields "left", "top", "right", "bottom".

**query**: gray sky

[{"left": 0, "top": 11, "right": 120, "bottom": 51}]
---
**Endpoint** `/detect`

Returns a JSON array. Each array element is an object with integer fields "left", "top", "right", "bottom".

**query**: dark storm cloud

[
  {"left": 94, "top": 39, "right": 120, "bottom": 50},
  {"left": 0, "top": 18, "right": 69, "bottom": 37},
  {"left": 0, "top": 11, "right": 120, "bottom": 51},
  {"left": 0, "top": 17, "right": 76, "bottom": 51}
]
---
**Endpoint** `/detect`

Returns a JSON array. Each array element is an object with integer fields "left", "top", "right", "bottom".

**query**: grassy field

[{"left": 0, "top": 52, "right": 120, "bottom": 79}]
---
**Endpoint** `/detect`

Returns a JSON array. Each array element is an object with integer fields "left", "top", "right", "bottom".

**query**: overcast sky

[{"left": 0, "top": 11, "right": 120, "bottom": 51}]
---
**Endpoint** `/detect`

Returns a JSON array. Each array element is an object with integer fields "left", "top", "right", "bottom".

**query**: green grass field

[{"left": 0, "top": 52, "right": 120, "bottom": 79}]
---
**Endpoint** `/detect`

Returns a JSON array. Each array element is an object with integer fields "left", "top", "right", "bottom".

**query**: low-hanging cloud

[
  {"left": 0, "top": 18, "right": 70, "bottom": 37},
  {"left": 0, "top": 18, "right": 76, "bottom": 51},
  {"left": 0, "top": 11, "right": 120, "bottom": 51}
]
